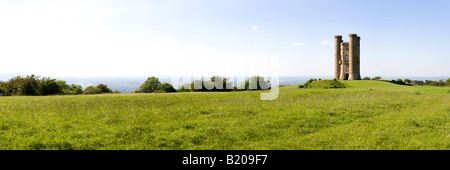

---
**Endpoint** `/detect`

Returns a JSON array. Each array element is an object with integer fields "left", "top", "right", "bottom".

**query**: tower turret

[
  {"left": 348, "top": 34, "right": 359, "bottom": 80},
  {"left": 334, "top": 35, "right": 342, "bottom": 79}
]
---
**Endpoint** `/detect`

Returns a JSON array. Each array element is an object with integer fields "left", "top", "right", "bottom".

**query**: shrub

[
  {"left": 327, "top": 79, "right": 346, "bottom": 88},
  {"left": 158, "top": 83, "right": 176, "bottom": 93},
  {"left": 83, "top": 86, "right": 102, "bottom": 94},
  {"left": 438, "top": 80, "right": 445, "bottom": 86},
  {"left": 363, "top": 77, "right": 371, "bottom": 80},
  {"left": 56, "top": 80, "right": 83, "bottom": 95},
  {"left": 428, "top": 81, "right": 439, "bottom": 86},
  {"left": 68, "top": 84, "right": 83, "bottom": 94},
  {"left": 372, "top": 76, "right": 382, "bottom": 80},
  {"left": 299, "top": 78, "right": 315, "bottom": 89},
  {"left": 404, "top": 79, "right": 411, "bottom": 84}
]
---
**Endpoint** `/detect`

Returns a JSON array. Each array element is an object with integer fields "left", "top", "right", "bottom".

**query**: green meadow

[{"left": 0, "top": 80, "right": 448, "bottom": 150}]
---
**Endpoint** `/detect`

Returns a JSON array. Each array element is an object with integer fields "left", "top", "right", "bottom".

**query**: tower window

[
  {"left": 345, "top": 55, "right": 349, "bottom": 62},
  {"left": 346, "top": 66, "right": 349, "bottom": 71}
]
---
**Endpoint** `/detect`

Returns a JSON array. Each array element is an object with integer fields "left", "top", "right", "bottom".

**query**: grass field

[{"left": 0, "top": 80, "right": 449, "bottom": 150}]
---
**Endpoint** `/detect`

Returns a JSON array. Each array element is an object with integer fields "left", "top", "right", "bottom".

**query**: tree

[
  {"left": 137, "top": 76, "right": 161, "bottom": 93},
  {"left": 136, "top": 76, "right": 178, "bottom": 93},
  {"left": 55, "top": 80, "right": 83, "bottom": 95},
  {"left": 83, "top": 86, "right": 102, "bottom": 94},
  {"left": 158, "top": 83, "right": 176, "bottom": 92},
  {"left": 404, "top": 79, "right": 411, "bottom": 84},
  {"left": 7, "top": 75, "right": 41, "bottom": 96},
  {"left": 438, "top": 80, "right": 445, "bottom": 86},
  {"left": 362, "top": 76, "right": 371, "bottom": 80},
  {"left": 428, "top": 81, "right": 439, "bottom": 86},
  {"left": 0, "top": 81, "right": 7, "bottom": 95},
  {"left": 22, "top": 75, "right": 41, "bottom": 95},
  {"left": 40, "top": 77, "right": 61, "bottom": 95},
  {"left": 68, "top": 84, "right": 83, "bottom": 94},
  {"left": 96, "top": 84, "right": 112, "bottom": 93}
]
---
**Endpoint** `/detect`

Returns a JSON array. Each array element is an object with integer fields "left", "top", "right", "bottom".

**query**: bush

[
  {"left": 83, "top": 86, "right": 102, "bottom": 94},
  {"left": 428, "top": 81, "right": 439, "bottom": 86},
  {"left": 362, "top": 77, "right": 371, "bottom": 80},
  {"left": 299, "top": 79, "right": 345, "bottom": 89},
  {"left": 327, "top": 79, "right": 346, "bottom": 88},
  {"left": 404, "top": 79, "right": 411, "bottom": 84},
  {"left": 438, "top": 80, "right": 445, "bottom": 86},
  {"left": 68, "top": 84, "right": 83, "bottom": 95},
  {"left": 55, "top": 80, "right": 83, "bottom": 95},
  {"left": 299, "top": 78, "right": 315, "bottom": 89},
  {"left": 158, "top": 83, "right": 176, "bottom": 93},
  {"left": 372, "top": 76, "right": 382, "bottom": 80}
]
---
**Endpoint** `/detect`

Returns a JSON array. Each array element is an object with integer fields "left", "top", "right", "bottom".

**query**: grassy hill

[{"left": 0, "top": 80, "right": 448, "bottom": 150}]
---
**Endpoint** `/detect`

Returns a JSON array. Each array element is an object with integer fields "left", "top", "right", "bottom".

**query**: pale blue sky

[{"left": 0, "top": 0, "right": 449, "bottom": 77}]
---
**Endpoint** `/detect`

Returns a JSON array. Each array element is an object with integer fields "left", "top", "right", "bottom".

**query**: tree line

[
  {"left": 362, "top": 76, "right": 450, "bottom": 86},
  {"left": 0, "top": 74, "right": 272, "bottom": 96},
  {"left": 0, "top": 74, "right": 117, "bottom": 96}
]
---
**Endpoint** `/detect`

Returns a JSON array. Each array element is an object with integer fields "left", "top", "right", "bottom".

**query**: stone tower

[{"left": 334, "top": 34, "right": 361, "bottom": 80}]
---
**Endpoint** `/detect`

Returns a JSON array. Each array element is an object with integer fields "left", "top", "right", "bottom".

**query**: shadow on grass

[{"left": 384, "top": 80, "right": 413, "bottom": 86}]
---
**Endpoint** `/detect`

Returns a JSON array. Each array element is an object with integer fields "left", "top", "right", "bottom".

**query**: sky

[{"left": 0, "top": 0, "right": 449, "bottom": 78}]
